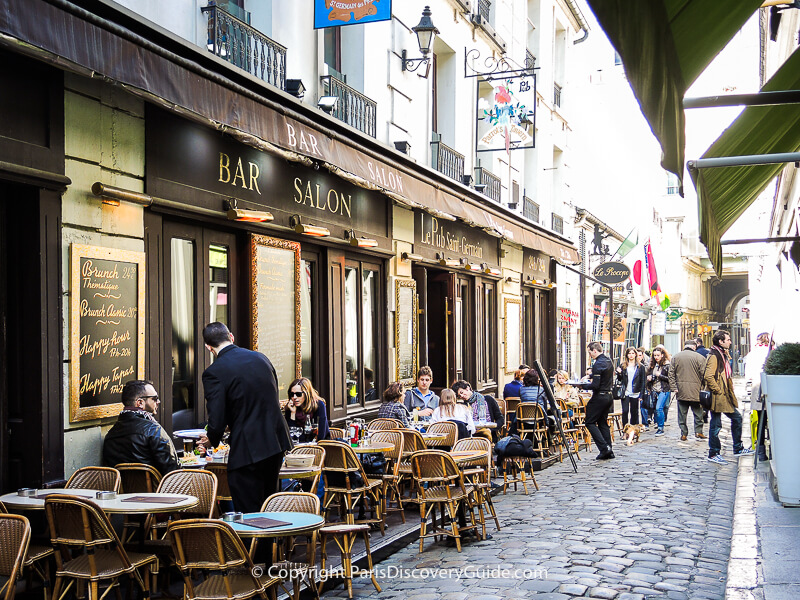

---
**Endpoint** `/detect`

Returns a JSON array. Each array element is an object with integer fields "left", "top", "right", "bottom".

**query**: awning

[
  {"left": 0, "top": 0, "right": 579, "bottom": 264},
  {"left": 584, "top": 0, "right": 763, "bottom": 189},
  {"left": 689, "top": 47, "right": 800, "bottom": 276}
]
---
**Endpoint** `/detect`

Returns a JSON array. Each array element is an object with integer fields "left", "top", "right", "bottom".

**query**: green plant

[{"left": 765, "top": 343, "right": 800, "bottom": 375}]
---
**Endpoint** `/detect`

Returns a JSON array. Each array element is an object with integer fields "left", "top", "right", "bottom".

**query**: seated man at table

[
  {"left": 403, "top": 366, "right": 440, "bottom": 420},
  {"left": 103, "top": 380, "right": 179, "bottom": 476},
  {"left": 452, "top": 380, "right": 504, "bottom": 441}
]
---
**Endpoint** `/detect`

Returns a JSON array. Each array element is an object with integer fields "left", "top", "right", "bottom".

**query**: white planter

[{"left": 762, "top": 373, "right": 800, "bottom": 505}]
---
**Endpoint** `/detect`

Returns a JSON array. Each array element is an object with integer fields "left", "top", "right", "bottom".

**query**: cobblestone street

[{"left": 325, "top": 410, "right": 740, "bottom": 600}]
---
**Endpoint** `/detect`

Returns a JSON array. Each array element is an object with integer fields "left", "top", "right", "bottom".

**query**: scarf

[
  {"left": 713, "top": 345, "right": 732, "bottom": 379},
  {"left": 121, "top": 406, "right": 158, "bottom": 423}
]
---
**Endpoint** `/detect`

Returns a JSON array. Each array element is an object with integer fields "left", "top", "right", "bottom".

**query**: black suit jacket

[{"left": 202, "top": 344, "right": 292, "bottom": 471}]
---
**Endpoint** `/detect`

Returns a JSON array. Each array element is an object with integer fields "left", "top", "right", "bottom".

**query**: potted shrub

[{"left": 762, "top": 343, "right": 800, "bottom": 506}]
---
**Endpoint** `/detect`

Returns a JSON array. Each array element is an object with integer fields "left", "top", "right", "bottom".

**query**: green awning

[
  {"left": 585, "top": 0, "right": 763, "bottom": 188},
  {"left": 690, "top": 47, "right": 800, "bottom": 276}
]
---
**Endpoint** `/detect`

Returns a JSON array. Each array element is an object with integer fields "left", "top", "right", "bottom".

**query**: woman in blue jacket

[{"left": 615, "top": 347, "right": 646, "bottom": 428}]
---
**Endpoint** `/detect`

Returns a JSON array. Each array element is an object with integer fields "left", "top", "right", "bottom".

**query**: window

[
  {"left": 666, "top": 173, "right": 680, "bottom": 195},
  {"left": 476, "top": 280, "right": 497, "bottom": 388},
  {"left": 324, "top": 26, "right": 342, "bottom": 78},
  {"left": 552, "top": 213, "right": 564, "bottom": 235},
  {"left": 345, "top": 260, "right": 382, "bottom": 409},
  {"left": 300, "top": 257, "right": 315, "bottom": 382},
  {"left": 171, "top": 238, "right": 197, "bottom": 421}
]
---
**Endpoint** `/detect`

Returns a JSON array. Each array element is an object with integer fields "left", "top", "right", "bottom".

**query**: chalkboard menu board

[
  {"left": 70, "top": 245, "right": 145, "bottom": 422},
  {"left": 250, "top": 235, "right": 301, "bottom": 390},
  {"left": 395, "top": 279, "right": 417, "bottom": 383}
]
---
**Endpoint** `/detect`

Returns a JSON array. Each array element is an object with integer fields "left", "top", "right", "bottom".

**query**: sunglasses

[
  {"left": 139, "top": 395, "right": 160, "bottom": 402},
  {"left": 289, "top": 391, "right": 304, "bottom": 398}
]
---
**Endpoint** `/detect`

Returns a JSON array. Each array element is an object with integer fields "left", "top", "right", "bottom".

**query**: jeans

[
  {"left": 654, "top": 391, "right": 671, "bottom": 429},
  {"left": 678, "top": 401, "right": 705, "bottom": 437},
  {"left": 640, "top": 404, "right": 650, "bottom": 425},
  {"left": 709, "top": 409, "right": 744, "bottom": 457},
  {"left": 621, "top": 396, "right": 640, "bottom": 426}
]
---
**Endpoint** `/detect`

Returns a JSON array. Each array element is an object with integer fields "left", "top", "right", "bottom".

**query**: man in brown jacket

[
  {"left": 704, "top": 330, "right": 753, "bottom": 464},
  {"left": 668, "top": 339, "right": 706, "bottom": 441}
]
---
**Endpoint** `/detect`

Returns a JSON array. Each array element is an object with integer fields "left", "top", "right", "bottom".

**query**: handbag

[
  {"left": 641, "top": 391, "right": 657, "bottom": 412},
  {"left": 699, "top": 390, "right": 712, "bottom": 411},
  {"left": 612, "top": 383, "right": 624, "bottom": 400}
]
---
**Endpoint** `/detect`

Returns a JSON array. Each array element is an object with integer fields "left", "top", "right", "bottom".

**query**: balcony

[
  {"left": 551, "top": 213, "right": 564, "bottom": 235},
  {"left": 523, "top": 196, "right": 539, "bottom": 223},
  {"left": 321, "top": 76, "right": 377, "bottom": 138},
  {"left": 475, "top": 167, "right": 501, "bottom": 203},
  {"left": 431, "top": 140, "right": 465, "bottom": 182},
  {"left": 202, "top": 3, "right": 286, "bottom": 90},
  {"left": 470, "top": 0, "right": 507, "bottom": 53},
  {"left": 477, "top": 0, "right": 491, "bottom": 22},
  {"left": 554, "top": 82, "right": 562, "bottom": 108},
  {"left": 526, "top": 50, "right": 536, "bottom": 71}
]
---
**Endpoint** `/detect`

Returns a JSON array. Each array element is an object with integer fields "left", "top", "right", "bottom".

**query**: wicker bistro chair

[
  {"left": 396, "top": 429, "right": 426, "bottom": 501},
  {"left": 318, "top": 441, "right": 384, "bottom": 535},
  {"left": 318, "top": 523, "right": 381, "bottom": 599},
  {"left": 555, "top": 400, "right": 582, "bottom": 461},
  {"left": 0, "top": 502, "right": 54, "bottom": 600},
  {"left": 0, "top": 513, "right": 31, "bottom": 600},
  {"left": 409, "top": 450, "right": 481, "bottom": 553},
  {"left": 424, "top": 421, "right": 458, "bottom": 450},
  {"left": 516, "top": 403, "right": 551, "bottom": 458},
  {"left": 367, "top": 418, "right": 404, "bottom": 431},
  {"left": 44, "top": 494, "right": 157, "bottom": 600},
  {"left": 494, "top": 398, "right": 507, "bottom": 436},
  {"left": 115, "top": 463, "right": 163, "bottom": 544},
  {"left": 452, "top": 438, "right": 500, "bottom": 537},
  {"left": 204, "top": 461, "right": 232, "bottom": 506},
  {"left": 575, "top": 396, "right": 592, "bottom": 450},
  {"left": 504, "top": 397, "right": 521, "bottom": 432},
  {"left": 285, "top": 445, "right": 326, "bottom": 492},
  {"left": 368, "top": 431, "right": 405, "bottom": 523},
  {"left": 249, "top": 493, "right": 320, "bottom": 600},
  {"left": 328, "top": 428, "right": 346, "bottom": 440},
  {"left": 167, "top": 519, "right": 281, "bottom": 600},
  {"left": 65, "top": 466, "right": 121, "bottom": 493}
]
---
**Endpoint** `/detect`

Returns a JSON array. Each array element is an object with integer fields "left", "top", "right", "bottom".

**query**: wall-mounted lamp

[
  {"left": 505, "top": 276, "right": 519, "bottom": 283},
  {"left": 225, "top": 199, "right": 273, "bottom": 222},
  {"left": 401, "top": 6, "right": 439, "bottom": 74},
  {"left": 346, "top": 230, "right": 378, "bottom": 248},
  {"left": 92, "top": 182, "right": 153, "bottom": 207},
  {"left": 394, "top": 141, "right": 412, "bottom": 154},
  {"left": 437, "top": 253, "right": 461, "bottom": 268},
  {"left": 317, "top": 96, "right": 339, "bottom": 114},
  {"left": 401, "top": 252, "right": 424, "bottom": 262},
  {"left": 291, "top": 215, "right": 330, "bottom": 237},
  {"left": 461, "top": 174, "right": 474, "bottom": 187},
  {"left": 485, "top": 266, "right": 502, "bottom": 277},
  {"left": 474, "top": 183, "right": 487, "bottom": 194},
  {"left": 463, "top": 260, "right": 482, "bottom": 271},
  {"left": 285, "top": 79, "right": 306, "bottom": 99}
]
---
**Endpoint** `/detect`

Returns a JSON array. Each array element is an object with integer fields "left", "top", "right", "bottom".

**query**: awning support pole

[
  {"left": 687, "top": 152, "right": 800, "bottom": 170},
  {"left": 684, "top": 90, "right": 800, "bottom": 109},
  {"left": 721, "top": 236, "right": 800, "bottom": 245}
]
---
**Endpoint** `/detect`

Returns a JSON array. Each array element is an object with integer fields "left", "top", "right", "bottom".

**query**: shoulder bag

[{"left": 699, "top": 358, "right": 713, "bottom": 411}]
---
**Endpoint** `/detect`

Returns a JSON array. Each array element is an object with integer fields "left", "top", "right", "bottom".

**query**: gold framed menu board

[
  {"left": 250, "top": 234, "right": 301, "bottom": 389},
  {"left": 70, "top": 244, "right": 146, "bottom": 422},
  {"left": 395, "top": 279, "right": 418, "bottom": 384}
]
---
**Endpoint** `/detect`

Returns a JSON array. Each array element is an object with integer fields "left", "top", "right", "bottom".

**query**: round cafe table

[
  {"left": 448, "top": 450, "right": 487, "bottom": 465},
  {"left": 279, "top": 465, "right": 321, "bottom": 480},
  {"left": 421, "top": 432, "right": 447, "bottom": 442},
  {"left": 0, "top": 489, "right": 199, "bottom": 515},
  {"left": 226, "top": 511, "right": 325, "bottom": 539},
  {"left": 351, "top": 442, "right": 393, "bottom": 454},
  {"left": 474, "top": 421, "right": 497, "bottom": 429}
]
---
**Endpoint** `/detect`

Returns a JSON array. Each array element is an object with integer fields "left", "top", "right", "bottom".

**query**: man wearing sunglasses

[
  {"left": 202, "top": 321, "right": 292, "bottom": 514},
  {"left": 103, "top": 380, "right": 179, "bottom": 475}
]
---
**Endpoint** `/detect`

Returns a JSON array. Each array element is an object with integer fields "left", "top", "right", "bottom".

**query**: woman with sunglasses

[{"left": 283, "top": 377, "right": 330, "bottom": 444}]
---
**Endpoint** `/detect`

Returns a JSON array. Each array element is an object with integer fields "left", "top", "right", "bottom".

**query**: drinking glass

[{"left": 182, "top": 439, "right": 193, "bottom": 454}]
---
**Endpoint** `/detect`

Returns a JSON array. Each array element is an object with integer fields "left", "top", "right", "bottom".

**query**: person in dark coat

[
  {"left": 103, "top": 380, "right": 179, "bottom": 476},
  {"left": 615, "top": 347, "right": 646, "bottom": 428},
  {"left": 575, "top": 341, "right": 615, "bottom": 460},
  {"left": 201, "top": 322, "right": 292, "bottom": 514}
]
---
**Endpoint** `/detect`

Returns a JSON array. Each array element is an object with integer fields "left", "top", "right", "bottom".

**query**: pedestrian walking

[
  {"left": 668, "top": 339, "right": 706, "bottom": 442},
  {"left": 615, "top": 347, "right": 645, "bottom": 428},
  {"left": 646, "top": 345, "right": 671, "bottom": 436},
  {"left": 705, "top": 329, "right": 754, "bottom": 464},
  {"left": 576, "top": 341, "right": 615, "bottom": 460},
  {"left": 201, "top": 322, "right": 292, "bottom": 514}
]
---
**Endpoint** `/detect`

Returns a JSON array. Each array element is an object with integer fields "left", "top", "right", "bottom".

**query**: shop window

[
  {"left": 345, "top": 261, "right": 381, "bottom": 408},
  {"left": 300, "top": 258, "right": 315, "bottom": 382},
  {"left": 476, "top": 280, "right": 497, "bottom": 389},
  {"left": 209, "top": 244, "right": 229, "bottom": 325},
  {"left": 171, "top": 238, "right": 197, "bottom": 422}
]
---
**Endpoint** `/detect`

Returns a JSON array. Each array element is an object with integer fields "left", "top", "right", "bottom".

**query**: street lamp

[{"left": 401, "top": 6, "right": 439, "bottom": 73}]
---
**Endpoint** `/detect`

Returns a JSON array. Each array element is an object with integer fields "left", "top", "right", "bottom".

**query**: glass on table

[{"left": 182, "top": 439, "right": 194, "bottom": 454}]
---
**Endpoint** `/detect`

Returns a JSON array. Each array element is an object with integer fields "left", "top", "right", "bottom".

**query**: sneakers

[
  {"left": 734, "top": 448, "right": 755, "bottom": 457},
  {"left": 707, "top": 454, "right": 727, "bottom": 465},
  {"left": 655, "top": 429, "right": 665, "bottom": 436},
  {"left": 642, "top": 426, "right": 649, "bottom": 432}
]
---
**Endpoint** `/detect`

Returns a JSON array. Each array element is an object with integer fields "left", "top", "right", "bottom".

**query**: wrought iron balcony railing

[
  {"left": 321, "top": 76, "right": 377, "bottom": 137},
  {"left": 523, "top": 196, "right": 539, "bottom": 223},
  {"left": 475, "top": 166, "right": 501, "bottom": 203},
  {"left": 431, "top": 140, "right": 465, "bottom": 182},
  {"left": 202, "top": 3, "right": 286, "bottom": 90},
  {"left": 526, "top": 50, "right": 536, "bottom": 71},
  {"left": 554, "top": 82, "right": 562, "bottom": 108},
  {"left": 478, "top": 0, "right": 491, "bottom": 23}
]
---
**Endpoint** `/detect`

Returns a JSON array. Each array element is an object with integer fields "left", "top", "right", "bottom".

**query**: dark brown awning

[{"left": 0, "top": 0, "right": 579, "bottom": 263}]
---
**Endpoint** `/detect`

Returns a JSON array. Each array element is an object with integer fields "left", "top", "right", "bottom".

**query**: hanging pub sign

[
  {"left": 314, "top": 0, "right": 392, "bottom": 28},
  {"left": 592, "top": 261, "right": 631, "bottom": 285},
  {"left": 466, "top": 50, "right": 537, "bottom": 153}
]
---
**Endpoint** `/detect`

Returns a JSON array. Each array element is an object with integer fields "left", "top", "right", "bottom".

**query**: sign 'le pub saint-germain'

[
  {"left": 145, "top": 107, "right": 389, "bottom": 241},
  {"left": 414, "top": 211, "right": 500, "bottom": 265}
]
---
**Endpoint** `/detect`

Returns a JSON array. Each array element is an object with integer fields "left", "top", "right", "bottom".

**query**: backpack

[{"left": 495, "top": 434, "right": 536, "bottom": 458}]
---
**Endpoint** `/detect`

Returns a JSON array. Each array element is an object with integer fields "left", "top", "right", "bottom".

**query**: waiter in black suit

[
  {"left": 201, "top": 322, "right": 292, "bottom": 513},
  {"left": 575, "top": 341, "right": 615, "bottom": 460}
]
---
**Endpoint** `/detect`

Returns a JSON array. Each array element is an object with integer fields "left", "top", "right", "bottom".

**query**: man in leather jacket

[
  {"left": 103, "top": 380, "right": 179, "bottom": 475},
  {"left": 576, "top": 341, "right": 615, "bottom": 459}
]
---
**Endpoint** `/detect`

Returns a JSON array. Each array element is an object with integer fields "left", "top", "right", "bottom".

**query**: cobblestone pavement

[{"left": 324, "top": 408, "right": 741, "bottom": 600}]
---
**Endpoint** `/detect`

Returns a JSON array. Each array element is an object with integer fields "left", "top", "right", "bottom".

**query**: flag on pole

[
  {"left": 644, "top": 239, "right": 661, "bottom": 297},
  {"left": 615, "top": 228, "right": 638, "bottom": 259}
]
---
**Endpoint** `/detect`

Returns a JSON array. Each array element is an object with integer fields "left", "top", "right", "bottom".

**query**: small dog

[{"left": 622, "top": 424, "right": 644, "bottom": 446}]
